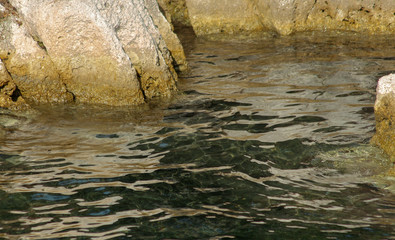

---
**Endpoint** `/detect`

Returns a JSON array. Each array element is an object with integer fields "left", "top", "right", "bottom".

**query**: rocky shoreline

[
  {"left": 1, "top": 0, "right": 395, "bottom": 164},
  {"left": 1, "top": 0, "right": 394, "bottom": 108}
]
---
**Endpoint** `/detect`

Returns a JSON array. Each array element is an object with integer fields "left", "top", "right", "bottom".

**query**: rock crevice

[{"left": 0, "top": 58, "right": 27, "bottom": 109}]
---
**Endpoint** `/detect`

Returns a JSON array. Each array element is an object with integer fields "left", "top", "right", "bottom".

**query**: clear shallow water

[{"left": 1, "top": 32, "right": 395, "bottom": 239}]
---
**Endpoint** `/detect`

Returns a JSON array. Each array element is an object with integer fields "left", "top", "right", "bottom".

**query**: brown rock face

[
  {"left": 372, "top": 74, "right": 395, "bottom": 159},
  {"left": 0, "top": 7, "right": 74, "bottom": 105},
  {"left": 0, "top": 0, "right": 187, "bottom": 108},
  {"left": 0, "top": 59, "right": 27, "bottom": 109},
  {"left": 185, "top": 0, "right": 395, "bottom": 36},
  {"left": 145, "top": 0, "right": 188, "bottom": 72},
  {"left": 186, "top": 0, "right": 265, "bottom": 36},
  {"left": 157, "top": 0, "right": 191, "bottom": 27}
]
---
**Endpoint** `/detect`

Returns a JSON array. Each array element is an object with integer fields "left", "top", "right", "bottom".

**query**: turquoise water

[{"left": 0, "top": 32, "right": 395, "bottom": 239}]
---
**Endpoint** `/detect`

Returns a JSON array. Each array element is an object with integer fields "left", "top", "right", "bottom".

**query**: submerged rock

[
  {"left": 0, "top": 0, "right": 186, "bottom": 107},
  {"left": 314, "top": 145, "right": 391, "bottom": 177},
  {"left": 372, "top": 74, "right": 395, "bottom": 161},
  {"left": 185, "top": 0, "right": 395, "bottom": 36},
  {"left": 314, "top": 144, "right": 395, "bottom": 193}
]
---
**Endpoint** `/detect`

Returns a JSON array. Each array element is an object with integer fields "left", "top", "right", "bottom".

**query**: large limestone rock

[
  {"left": 94, "top": 0, "right": 177, "bottom": 99},
  {"left": 0, "top": 0, "right": 186, "bottom": 107},
  {"left": 186, "top": 0, "right": 395, "bottom": 36},
  {"left": 372, "top": 74, "right": 395, "bottom": 159},
  {"left": 0, "top": 8, "right": 74, "bottom": 104}
]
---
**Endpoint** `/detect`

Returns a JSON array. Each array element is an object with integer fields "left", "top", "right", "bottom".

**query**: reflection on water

[{"left": 1, "top": 32, "right": 395, "bottom": 239}]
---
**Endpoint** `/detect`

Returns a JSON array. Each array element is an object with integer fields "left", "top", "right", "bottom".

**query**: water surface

[{"left": 0, "top": 32, "right": 395, "bottom": 239}]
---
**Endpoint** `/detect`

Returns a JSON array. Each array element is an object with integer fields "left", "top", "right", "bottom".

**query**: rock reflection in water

[{"left": 0, "top": 33, "right": 395, "bottom": 239}]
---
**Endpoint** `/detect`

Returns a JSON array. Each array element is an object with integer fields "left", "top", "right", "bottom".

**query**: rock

[
  {"left": 0, "top": 0, "right": 186, "bottom": 107},
  {"left": 0, "top": 58, "right": 28, "bottom": 109},
  {"left": 0, "top": 3, "right": 73, "bottom": 105},
  {"left": 144, "top": 0, "right": 187, "bottom": 72},
  {"left": 157, "top": 0, "right": 191, "bottom": 27},
  {"left": 314, "top": 144, "right": 392, "bottom": 176},
  {"left": 371, "top": 74, "right": 395, "bottom": 159},
  {"left": 94, "top": 0, "right": 177, "bottom": 100},
  {"left": 186, "top": 0, "right": 265, "bottom": 36},
  {"left": 299, "top": 0, "right": 395, "bottom": 34},
  {"left": 9, "top": 0, "right": 144, "bottom": 105},
  {"left": 255, "top": 0, "right": 315, "bottom": 36},
  {"left": 185, "top": 0, "right": 395, "bottom": 36}
]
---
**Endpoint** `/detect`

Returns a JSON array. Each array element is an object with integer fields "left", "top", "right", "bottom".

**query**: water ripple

[{"left": 1, "top": 33, "right": 395, "bottom": 239}]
